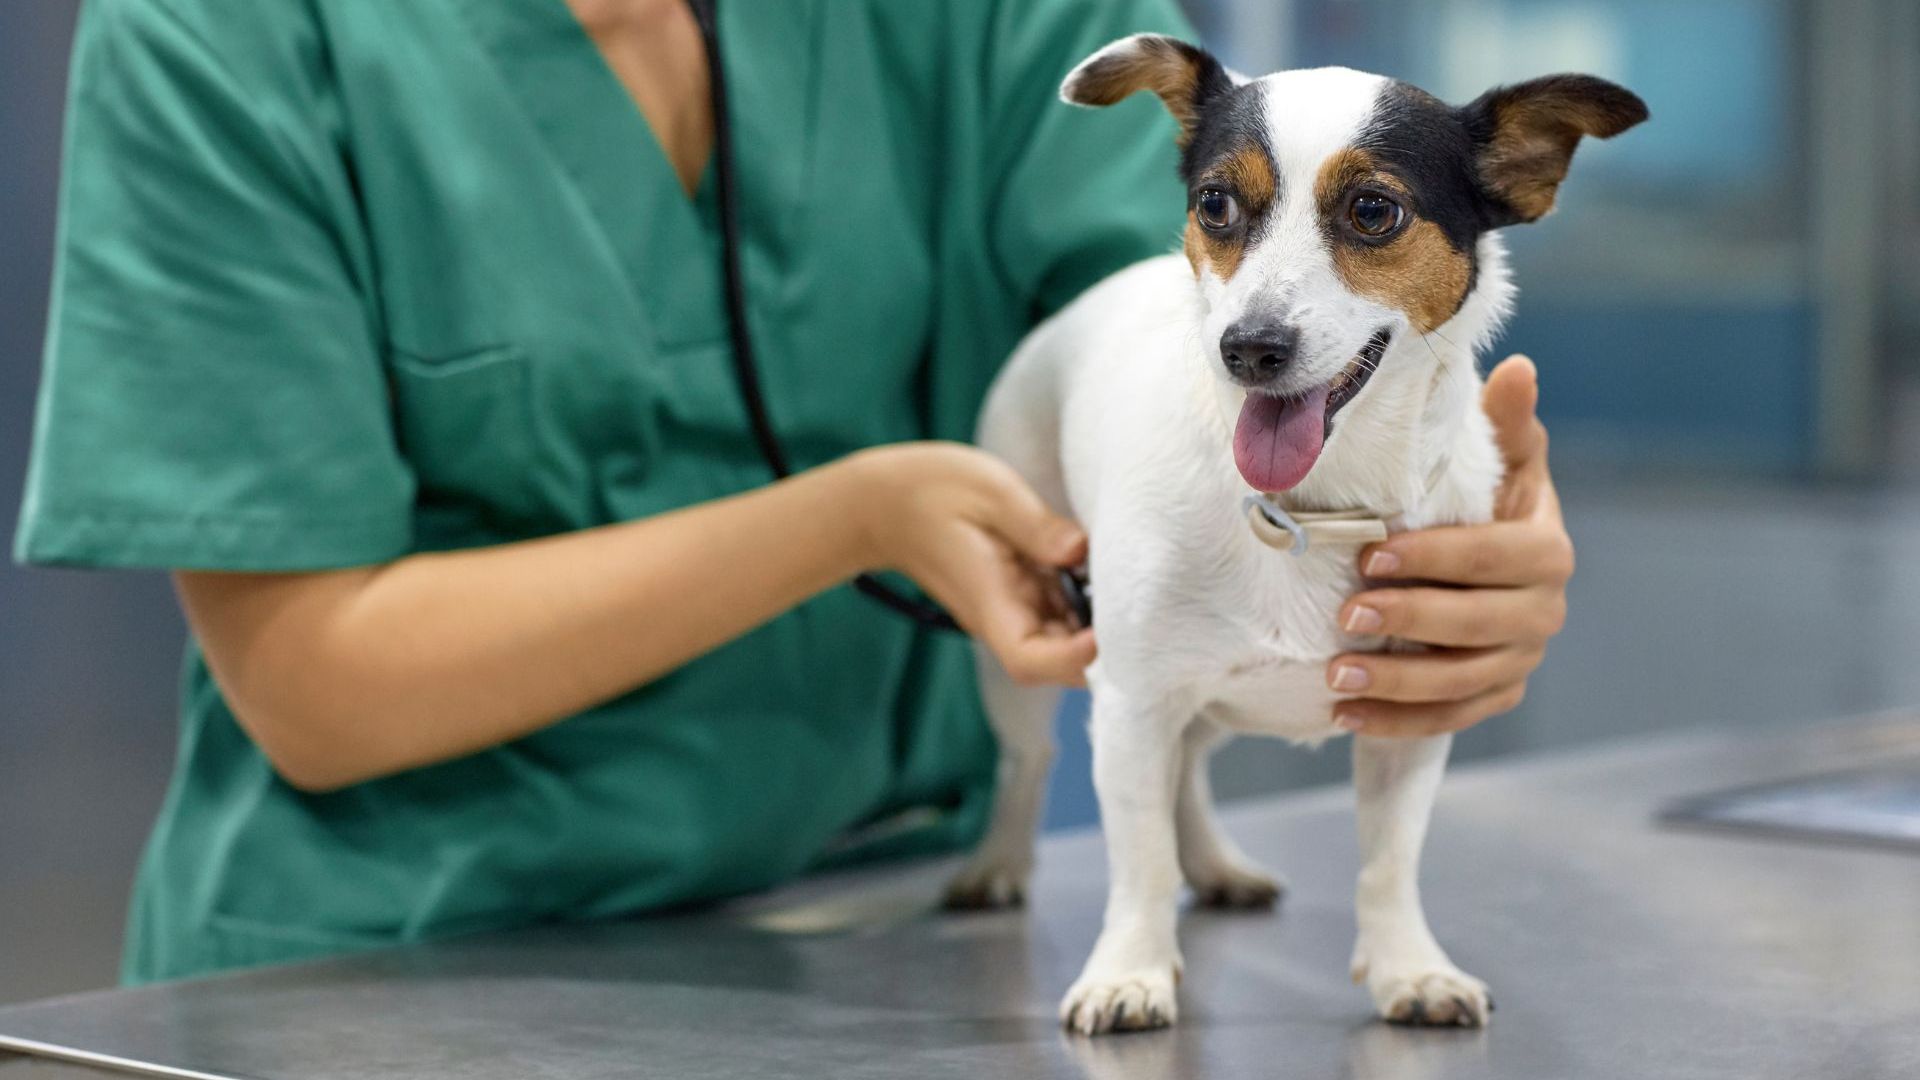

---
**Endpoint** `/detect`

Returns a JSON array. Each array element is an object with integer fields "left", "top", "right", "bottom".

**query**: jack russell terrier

[{"left": 945, "top": 34, "right": 1645, "bottom": 1035}]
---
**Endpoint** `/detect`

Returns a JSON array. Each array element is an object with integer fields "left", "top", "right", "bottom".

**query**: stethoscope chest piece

[{"left": 1057, "top": 567, "right": 1093, "bottom": 629}]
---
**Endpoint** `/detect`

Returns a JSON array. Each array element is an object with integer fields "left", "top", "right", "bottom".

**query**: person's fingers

[
  {"left": 1333, "top": 680, "right": 1527, "bottom": 737},
  {"left": 1481, "top": 355, "right": 1557, "bottom": 522},
  {"left": 1357, "top": 519, "right": 1574, "bottom": 588},
  {"left": 1326, "top": 645, "right": 1543, "bottom": 705},
  {"left": 977, "top": 463, "right": 1086, "bottom": 568},
  {"left": 952, "top": 543, "right": 1096, "bottom": 686},
  {"left": 1357, "top": 522, "right": 1574, "bottom": 589},
  {"left": 1482, "top": 355, "right": 1543, "bottom": 472},
  {"left": 1339, "top": 585, "right": 1565, "bottom": 649},
  {"left": 986, "top": 619, "right": 1097, "bottom": 687}
]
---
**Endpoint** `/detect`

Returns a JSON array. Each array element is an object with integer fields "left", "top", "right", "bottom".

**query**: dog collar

[
  {"left": 1242, "top": 496, "right": 1391, "bottom": 555},
  {"left": 1243, "top": 451, "right": 1452, "bottom": 556}
]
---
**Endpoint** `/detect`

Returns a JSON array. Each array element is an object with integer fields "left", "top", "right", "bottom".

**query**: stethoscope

[{"left": 687, "top": 0, "right": 1092, "bottom": 632}]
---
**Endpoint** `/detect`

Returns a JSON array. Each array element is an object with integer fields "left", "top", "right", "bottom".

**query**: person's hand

[
  {"left": 1327, "top": 355, "right": 1572, "bottom": 736},
  {"left": 847, "top": 443, "right": 1094, "bottom": 686}
]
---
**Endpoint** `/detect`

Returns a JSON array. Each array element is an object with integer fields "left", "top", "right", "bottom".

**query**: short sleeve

[
  {"left": 984, "top": 0, "right": 1193, "bottom": 318},
  {"left": 14, "top": 0, "right": 413, "bottom": 572}
]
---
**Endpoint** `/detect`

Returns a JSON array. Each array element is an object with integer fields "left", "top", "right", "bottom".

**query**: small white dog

[{"left": 945, "top": 35, "right": 1645, "bottom": 1034}]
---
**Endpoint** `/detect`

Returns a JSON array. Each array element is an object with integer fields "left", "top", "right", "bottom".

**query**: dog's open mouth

[
  {"left": 1231, "top": 329, "right": 1393, "bottom": 493},
  {"left": 1326, "top": 329, "right": 1393, "bottom": 424}
]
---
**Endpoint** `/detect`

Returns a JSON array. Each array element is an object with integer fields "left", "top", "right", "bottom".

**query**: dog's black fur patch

[
  {"left": 1358, "top": 82, "right": 1490, "bottom": 253},
  {"left": 1182, "top": 81, "right": 1277, "bottom": 240},
  {"left": 1180, "top": 81, "right": 1269, "bottom": 188}
]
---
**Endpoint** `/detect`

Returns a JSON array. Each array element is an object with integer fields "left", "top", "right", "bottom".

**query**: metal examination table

[{"left": 3, "top": 717, "right": 1918, "bottom": 1079}]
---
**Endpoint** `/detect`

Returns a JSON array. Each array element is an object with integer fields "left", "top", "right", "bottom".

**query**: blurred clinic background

[{"left": 4, "top": 0, "right": 1919, "bottom": 1006}]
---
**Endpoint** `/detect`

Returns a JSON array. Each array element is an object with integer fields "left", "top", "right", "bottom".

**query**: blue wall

[{"left": 1502, "top": 303, "right": 1816, "bottom": 472}]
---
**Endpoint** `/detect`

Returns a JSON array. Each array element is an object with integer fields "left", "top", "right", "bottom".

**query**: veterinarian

[{"left": 16, "top": 0, "right": 1573, "bottom": 984}]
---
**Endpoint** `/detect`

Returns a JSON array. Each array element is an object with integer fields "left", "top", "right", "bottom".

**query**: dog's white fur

[{"left": 950, "top": 54, "right": 1517, "bottom": 1034}]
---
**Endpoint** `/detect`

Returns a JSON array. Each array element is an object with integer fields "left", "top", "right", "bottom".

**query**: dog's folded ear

[
  {"left": 1462, "top": 75, "right": 1648, "bottom": 226},
  {"left": 1060, "top": 34, "right": 1234, "bottom": 144}
]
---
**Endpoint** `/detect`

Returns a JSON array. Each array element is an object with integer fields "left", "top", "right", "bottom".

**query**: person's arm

[
  {"left": 178, "top": 443, "right": 1092, "bottom": 793},
  {"left": 1326, "top": 355, "right": 1575, "bottom": 735}
]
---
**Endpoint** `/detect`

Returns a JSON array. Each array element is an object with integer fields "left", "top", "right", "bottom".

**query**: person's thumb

[{"left": 1483, "top": 354, "right": 1544, "bottom": 470}]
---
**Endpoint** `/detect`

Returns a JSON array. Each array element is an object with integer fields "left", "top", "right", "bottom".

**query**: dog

[{"left": 944, "top": 35, "right": 1645, "bottom": 1035}]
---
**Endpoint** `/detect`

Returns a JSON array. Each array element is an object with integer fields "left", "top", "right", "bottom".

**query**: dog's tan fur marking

[
  {"left": 1315, "top": 148, "right": 1471, "bottom": 334},
  {"left": 1184, "top": 214, "right": 1244, "bottom": 279},
  {"left": 1314, "top": 147, "right": 1377, "bottom": 217},
  {"left": 1063, "top": 37, "right": 1211, "bottom": 143},
  {"left": 1219, "top": 143, "right": 1277, "bottom": 209},
  {"left": 1183, "top": 216, "right": 1205, "bottom": 275},
  {"left": 1184, "top": 144, "right": 1274, "bottom": 280}
]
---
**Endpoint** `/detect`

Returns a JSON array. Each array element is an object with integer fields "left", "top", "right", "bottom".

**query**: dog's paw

[
  {"left": 1357, "top": 959, "right": 1492, "bottom": 1027},
  {"left": 1185, "top": 858, "right": 1284, "bottom": 910},
  {"left": 1059, "top": 967, "right": 1179, "bottom": 1036},
  {"left": 940, "top": 860, "right": 1029, "bottom": 910}
]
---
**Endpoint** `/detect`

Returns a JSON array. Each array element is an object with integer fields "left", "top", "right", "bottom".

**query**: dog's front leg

[
  {"left": 1349, "top": 734, "right": 1491, "bottom": 1026},
  {"left": 1061, "top": 686, "right": 1187, "bottom": 1035}
]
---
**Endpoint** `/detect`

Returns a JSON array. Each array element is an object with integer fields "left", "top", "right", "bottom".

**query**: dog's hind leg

[
  {"left": 1349, "top": 734, "right": 1491, "bottom": 1026},
  {"left": 1176, "top": 717, "right": 1283, "bottom": 908},
  {"left": 942, "top": 646, "right": 1058, "bottom": 909}
]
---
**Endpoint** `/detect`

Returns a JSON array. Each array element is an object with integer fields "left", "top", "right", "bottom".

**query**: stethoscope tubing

[{"left": 688, "top": 0, "right": 966, "bottom": 633}]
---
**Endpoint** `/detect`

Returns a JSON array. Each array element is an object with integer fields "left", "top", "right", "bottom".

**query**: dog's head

[{"left": 1063, "top": 37, "right": 1646, "bottom": 492}]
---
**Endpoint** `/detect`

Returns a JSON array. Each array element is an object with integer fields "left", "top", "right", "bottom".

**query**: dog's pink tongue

[{"left": 1233, "top": 388, "right": 1329, "bottom": 492}]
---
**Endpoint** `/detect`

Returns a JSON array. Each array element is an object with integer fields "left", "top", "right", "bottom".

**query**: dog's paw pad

[
  {"left": 1188, "top": 864, "right": 1284, "bottom": 910},
  {"left": 940, "top": 865, "right": 1028, "bottom": 911},
  {"left": 1373, "top": 968, "right": 1492, "bottom": 1028},
  {"left": 1059, "top": 970, "right": 1178, "bottom": 1036}
]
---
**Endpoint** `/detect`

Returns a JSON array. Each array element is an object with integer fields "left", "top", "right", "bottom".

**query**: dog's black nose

[{"left": 1219, "top": 322, "right": 1300, "bottom": 387}]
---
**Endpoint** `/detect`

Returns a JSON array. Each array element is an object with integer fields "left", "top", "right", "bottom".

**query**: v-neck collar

[{"left": 450, "top": 0, "right": 819, "bottom": 352}]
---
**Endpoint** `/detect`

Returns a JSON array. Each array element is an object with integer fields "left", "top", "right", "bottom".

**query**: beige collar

[
  {"left": 1243, "top": 451, "right": 1451, "bottom": 556},
  {"left": 1243, "top": 498, "right": 1391, "bottom": 555}
]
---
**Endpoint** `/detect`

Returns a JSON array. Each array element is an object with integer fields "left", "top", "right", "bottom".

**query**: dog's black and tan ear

[
  {"left": 1060, "top": 34, "right": 1233, "bottom": 144},
  {"left": 1463, "top": 75, "right": 1648, "bottom": 225}
]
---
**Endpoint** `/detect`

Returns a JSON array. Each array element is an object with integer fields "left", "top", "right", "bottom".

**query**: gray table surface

[{"left": 4, "top": 716, "right": 1919, "bottom": 1080}]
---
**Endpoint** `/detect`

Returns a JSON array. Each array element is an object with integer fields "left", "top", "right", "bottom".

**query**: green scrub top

[{"left": 16, "top": 0, "right": 1188, "bottom": 984}]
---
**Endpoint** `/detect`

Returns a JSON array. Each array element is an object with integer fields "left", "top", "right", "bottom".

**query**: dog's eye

[
  {"left": 1196, "top": 188, "right": 1241, "bottom": 232},
  {"left": 1348, "top": 193, "right": 1405, "bottom": 238}
]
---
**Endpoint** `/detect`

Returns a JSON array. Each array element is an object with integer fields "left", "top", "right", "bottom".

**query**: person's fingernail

[
  {"left": 1364, "top": 551, "right": 1400, "bottom": 576},
  {"left": 1331, "top": 664, "right": 1369, "bottom": 692},
  {"left": 1335, "top": 713, "right": 1364, "bottom": 732},
  {"left": 1343, "top": 605, "right": 1383, "bottom": 634}
]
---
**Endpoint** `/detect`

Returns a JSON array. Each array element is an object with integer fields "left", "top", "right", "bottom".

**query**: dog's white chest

[
  {"left": 1202, "top": 635, "right": 1353, "bottom": 743},
  {"left": 1172, "top": 529, "right": 1394, "bottom": 743}
]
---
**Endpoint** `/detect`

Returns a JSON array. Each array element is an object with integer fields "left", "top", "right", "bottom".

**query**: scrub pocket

[{"left": 388, "top": 344, "right": 545, "bottom": 536}]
